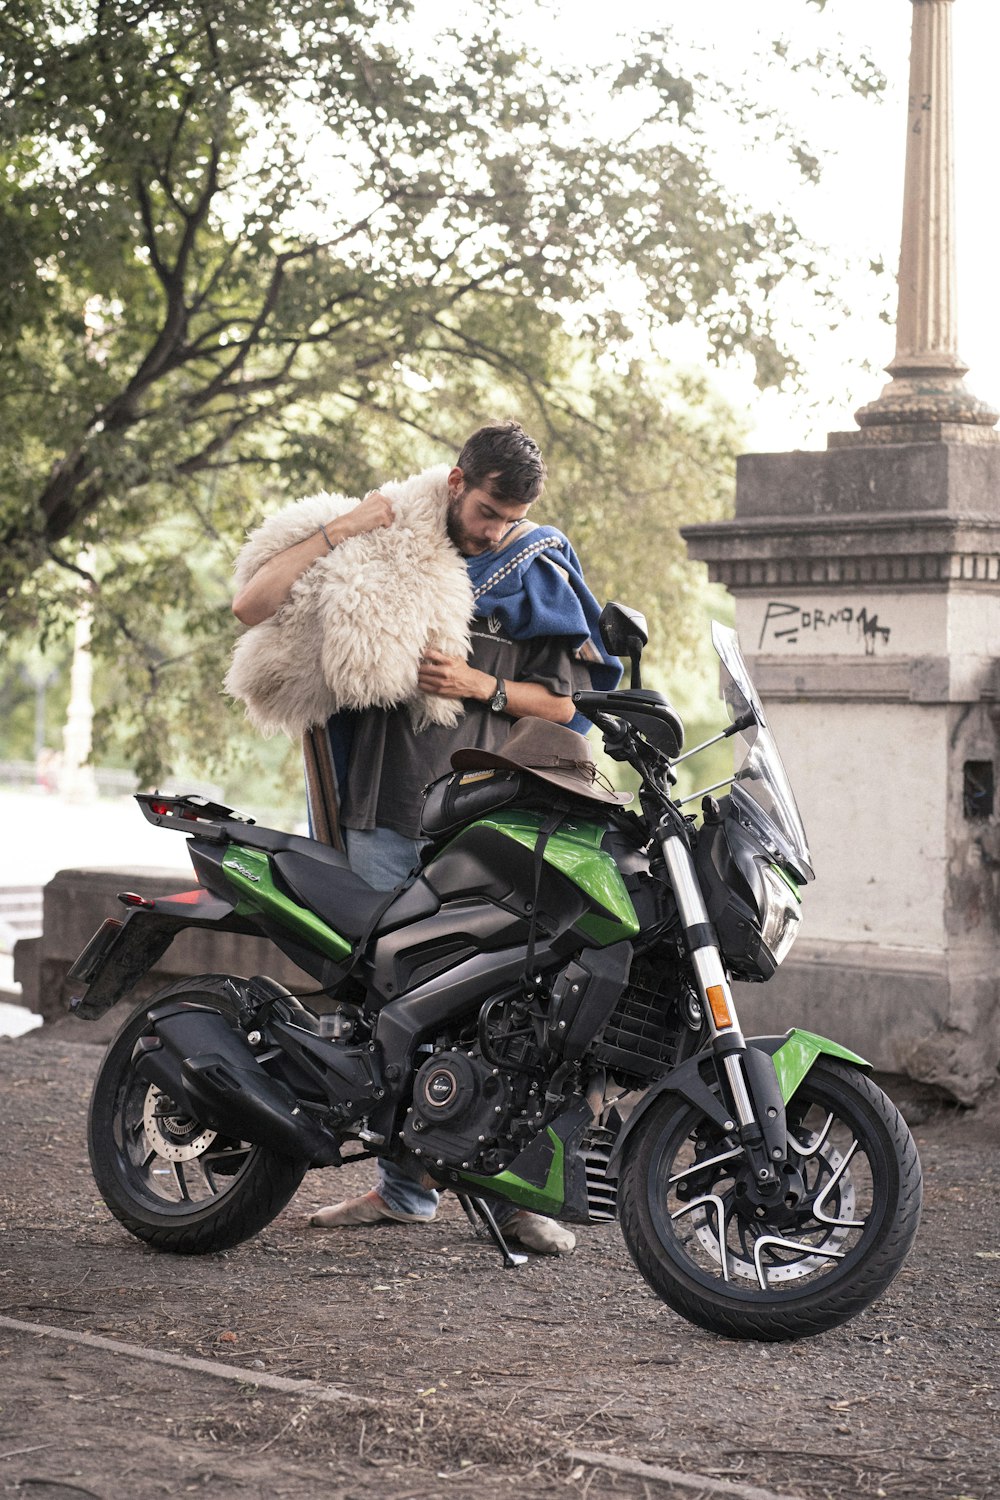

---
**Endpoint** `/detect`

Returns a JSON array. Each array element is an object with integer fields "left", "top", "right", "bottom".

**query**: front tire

[
  {"left": 87, "top": 977, "right": 308, "bottom": 1254},
  {"left": 618, "top": 1058, "right": 922, "bottom": 1341}
]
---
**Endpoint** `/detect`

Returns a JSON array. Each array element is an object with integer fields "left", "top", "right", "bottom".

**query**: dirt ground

[{"left": 1, "top": 1022, "right": 999, "bottom": 1500}]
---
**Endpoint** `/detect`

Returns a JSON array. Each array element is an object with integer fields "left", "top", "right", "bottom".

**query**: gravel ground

[{"left": 1, "top": 1026, "right": 998, "bottom": 1500}]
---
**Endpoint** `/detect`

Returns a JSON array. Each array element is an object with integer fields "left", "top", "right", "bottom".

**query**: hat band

[{"left": 522, "top": 757, "right": 617, "bottom": 795}]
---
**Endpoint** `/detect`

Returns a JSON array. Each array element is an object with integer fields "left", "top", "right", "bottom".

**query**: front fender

[
  {"left": 606, "top": 1027, "right": 869, "bottom": 1178},
  {"left": 755, "top": 1027, "right": 870, "bottom": 1102}
]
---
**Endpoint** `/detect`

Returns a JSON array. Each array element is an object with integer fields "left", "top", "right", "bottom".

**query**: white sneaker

[{"left": 504, "top": 1211, "right": 576, "bottom": 1255}]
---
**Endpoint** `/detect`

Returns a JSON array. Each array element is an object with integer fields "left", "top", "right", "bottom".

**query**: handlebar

[
  {"left": 572, "top": 690, "right": 623, "bottom": 732},
  {"left": 573, "top": 692, "right": 629, "bottom": 754},
  {"left": 573, "top": 690, "right": 679, "bottom": 798},
  {"left": 573, "top": 690, "right": 618, "bottom": 713}
]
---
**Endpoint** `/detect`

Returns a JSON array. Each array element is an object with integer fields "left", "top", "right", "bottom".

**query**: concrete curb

[{"left": 0, "top": 1315, "right": 807, "bottom": 1499}]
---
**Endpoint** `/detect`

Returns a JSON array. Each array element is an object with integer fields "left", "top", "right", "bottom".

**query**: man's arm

[
  {"left": 232, "top": 491, "right": 395, "bottom": 626},
  {"left": 417, "top": 651, "right": 576, "bottom": 725}
]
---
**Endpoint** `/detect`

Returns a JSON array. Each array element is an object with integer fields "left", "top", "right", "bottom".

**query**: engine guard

[
  {"left": 605, "top": 1027, "right": 870, "bottom": 1179},
  {"left": 445, "top": 1096, "right": 596, "bottom": 1223}
]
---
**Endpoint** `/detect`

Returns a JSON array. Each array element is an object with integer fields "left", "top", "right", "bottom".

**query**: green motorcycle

[{"left": 72, "top": 604, "right": 921, "bottom": 1341}]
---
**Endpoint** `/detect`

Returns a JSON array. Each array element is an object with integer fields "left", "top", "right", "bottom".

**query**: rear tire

[
  {"left": 618, "top": 1058, "right": 922, "bottom": 1341},
  {"left": 87, "top": 977, "right": 307, "bottom": 1254}
]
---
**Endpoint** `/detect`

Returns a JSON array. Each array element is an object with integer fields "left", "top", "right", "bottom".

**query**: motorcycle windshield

[{"left": 711, "top": 622, "right": 815, "bottom": 883}]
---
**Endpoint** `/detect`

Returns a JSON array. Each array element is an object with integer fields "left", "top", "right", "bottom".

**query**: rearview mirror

[{"left": 599, "top": 602, "right": 649, "bottom": 690}]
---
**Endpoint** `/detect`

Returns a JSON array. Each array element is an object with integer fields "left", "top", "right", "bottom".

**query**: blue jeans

[
  {"left": 344, "top": 826, "right": 438, "bottom": 1218},
  {"left": 343, "top": 825, "right": 516, "bottom": 1224},
  {"left": 343, "top": 825, "right": 425, "bottom": 893}
]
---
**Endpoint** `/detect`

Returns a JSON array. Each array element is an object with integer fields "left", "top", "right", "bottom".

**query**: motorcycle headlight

[{"left": 759, "top": 863, "right": 802, "bottom": 966}]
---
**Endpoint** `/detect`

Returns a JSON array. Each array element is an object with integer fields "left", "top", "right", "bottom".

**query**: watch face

[{"left": 491, "top": 680, "right": 507, "bottom": 711}]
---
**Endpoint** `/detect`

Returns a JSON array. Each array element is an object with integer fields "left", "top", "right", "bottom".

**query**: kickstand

[{"left": 455, "top": 1193, "right": 528, "bottom": 1268}]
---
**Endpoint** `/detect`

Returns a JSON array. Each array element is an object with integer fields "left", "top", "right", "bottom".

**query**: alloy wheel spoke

[
  {"left": 791, "top": 1111, "right": 834, "bottom": 1160},
  {"left": 672, "top": 1193, "right": 732, "bottom": 1281},
  {"left": 202, "top": 1148, "right": 248, "bottom": 1194},
  {"left": 669, "top": 1144, "right": 741, "bottom": 1187},
  {"left": 201, "top": 1145, "right": 250, "bottom": 1165},
  {"left": 812, "top": 1137, "right": 866, "bottom": 1227},
  {"left": 752, "top": 1233, "right": 845, "bottom": 1290}
]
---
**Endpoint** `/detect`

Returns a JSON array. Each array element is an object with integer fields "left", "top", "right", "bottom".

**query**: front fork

[{"left": 658, "top": 829, "right": 787, "bottom": 1188}]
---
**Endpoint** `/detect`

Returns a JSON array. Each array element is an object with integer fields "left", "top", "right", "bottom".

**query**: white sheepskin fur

[{"left": 224, "top": 465, "right": 473, "bottom": 737}]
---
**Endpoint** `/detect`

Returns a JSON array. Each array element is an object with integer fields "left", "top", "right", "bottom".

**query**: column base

[{"left": 855, "top": 372, "right": 998, "bottom": 430}]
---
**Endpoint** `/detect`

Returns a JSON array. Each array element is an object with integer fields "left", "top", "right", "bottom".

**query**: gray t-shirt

[{"left": 340, "top": 618, "right": 586, "bottom": 838}]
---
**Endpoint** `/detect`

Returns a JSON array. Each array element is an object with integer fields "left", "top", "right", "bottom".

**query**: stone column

[
  {"left": 683, "top": 0, "right": 1000, "bottom": 1102},
  {"left": 856, "top": 0, "right": 997, "bottom": 432}
]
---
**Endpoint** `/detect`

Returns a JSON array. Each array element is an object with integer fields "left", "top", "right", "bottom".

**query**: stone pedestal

[
  {"left": 681, "top": 1, "right": 999, "bottom": 1101},
  {"left": 684, "top": 429, "right": 1000, "bottom": 1101}
]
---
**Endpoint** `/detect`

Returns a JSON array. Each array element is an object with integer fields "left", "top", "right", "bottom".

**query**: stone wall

[
  {"left": 13, "top": 867, "right": 316, "bottom": 1040},
  {"left": 683, "top": 435, "right": 1000, "bottom": 1104}
]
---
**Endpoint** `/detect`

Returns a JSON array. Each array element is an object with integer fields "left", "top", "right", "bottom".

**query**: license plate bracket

[{"left": 67, "top": 918, "right": 125, "bottom": 986}]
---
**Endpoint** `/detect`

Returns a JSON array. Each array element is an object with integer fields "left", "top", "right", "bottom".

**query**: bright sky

[
  {"left": 694, "top": 0, "right": 1000, "bottom": 450},
  {"left": 426, "top": 0, "right": 998, "bottom": 452}
]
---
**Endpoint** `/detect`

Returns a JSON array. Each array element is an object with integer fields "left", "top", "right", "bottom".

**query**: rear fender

[
  {"left": 68, "top": 890, "right": 258, "bottom": 1020},
  {"left": 606, "top": 1027, "right": 870, "bottom": 1178}
]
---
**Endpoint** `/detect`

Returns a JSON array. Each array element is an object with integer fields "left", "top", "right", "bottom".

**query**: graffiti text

[{"left": 758, "top": 601, "right": 892, "bottom": 656}]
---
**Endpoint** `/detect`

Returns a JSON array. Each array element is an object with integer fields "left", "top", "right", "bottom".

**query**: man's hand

[
  {"left": 233, "top": 489, "right": 395, "bottom": 626},
  {"left": 417, "top": 650, "right": 492, "bottom": 702},
  {"left": 337, "top": 490, "right": 394, "bottom": 539}
]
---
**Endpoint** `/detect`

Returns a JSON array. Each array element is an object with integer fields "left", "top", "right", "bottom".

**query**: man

[{"left": 232, "top": 420, "right": 618, "bottom": 1253}]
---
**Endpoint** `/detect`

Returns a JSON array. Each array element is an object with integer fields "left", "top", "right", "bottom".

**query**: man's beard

[{"left": 446, "top": 494, "right": 493, "bottom": 556}]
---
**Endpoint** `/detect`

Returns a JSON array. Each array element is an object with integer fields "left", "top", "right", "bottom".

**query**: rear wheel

[
  {"left": 87, "top": 977, "right": 307, "bottom": 1254},
  {"left": 618, "top": 1058, "right": 922, "bottom": 1341}
]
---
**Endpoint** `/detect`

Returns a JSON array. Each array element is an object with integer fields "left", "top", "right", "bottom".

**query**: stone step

[{"left": 0, "top": 887, "right": 44, "bottom": 951}]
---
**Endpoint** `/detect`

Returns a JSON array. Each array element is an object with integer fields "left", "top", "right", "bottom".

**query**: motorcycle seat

[{"left": 272, "top": 847, "right": 388, "bottom": 942}]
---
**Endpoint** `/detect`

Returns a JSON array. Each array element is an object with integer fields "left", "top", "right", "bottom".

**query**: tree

[{"left": 0, "top": 0, "right": 879, "bottom": 780}]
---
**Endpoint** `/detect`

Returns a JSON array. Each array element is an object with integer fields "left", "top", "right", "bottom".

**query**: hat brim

[{"left": 450, "top": 746, "right": 632, "bottom": 806}]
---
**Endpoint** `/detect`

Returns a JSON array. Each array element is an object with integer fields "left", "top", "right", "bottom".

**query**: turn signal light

[{"left": 706, "top": 984, "right": 733, "bottom": 1030}]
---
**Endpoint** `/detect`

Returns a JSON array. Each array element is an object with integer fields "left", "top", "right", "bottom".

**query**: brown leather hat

[{"left": 451, "top": 717, "right": 632, "bottom": 806}]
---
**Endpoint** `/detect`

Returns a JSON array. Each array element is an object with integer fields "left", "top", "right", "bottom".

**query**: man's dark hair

[{"left": 456, "top": 420, "right": 546, "bottom": 505}]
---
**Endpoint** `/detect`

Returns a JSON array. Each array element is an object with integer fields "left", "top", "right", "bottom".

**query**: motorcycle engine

[{"left": 400, "top": 1046, "right": 545, "bottom": 1173}]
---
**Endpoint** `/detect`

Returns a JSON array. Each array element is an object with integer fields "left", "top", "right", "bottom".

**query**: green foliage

[
  {"left": 0, "top": 0, "right": 878, "bottom": 782},
  {"left": 0, "top": 638, "right": 71, "bottom": 763}
]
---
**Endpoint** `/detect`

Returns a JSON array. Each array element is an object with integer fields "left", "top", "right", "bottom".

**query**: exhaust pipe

[{"left": 132, "top": 1000, "right": 340, "bottom": 1165}]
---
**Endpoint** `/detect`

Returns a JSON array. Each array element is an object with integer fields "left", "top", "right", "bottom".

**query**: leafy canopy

[{"left": 0, "top": 0, "right": 877, "bottom": 782}]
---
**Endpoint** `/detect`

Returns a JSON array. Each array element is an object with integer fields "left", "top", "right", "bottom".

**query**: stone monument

[{"left": 683, "top": 0, "right": 1000, "bottom": 1101}]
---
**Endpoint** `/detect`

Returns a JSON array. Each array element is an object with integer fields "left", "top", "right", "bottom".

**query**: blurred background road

[{"left": 0, "top": 786, "right": 196, "bottom": 1036}]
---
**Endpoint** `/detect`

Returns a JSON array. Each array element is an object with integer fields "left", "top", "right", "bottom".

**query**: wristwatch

[{"left": 489, "top": 676, "right": 508, "bottom": 713}]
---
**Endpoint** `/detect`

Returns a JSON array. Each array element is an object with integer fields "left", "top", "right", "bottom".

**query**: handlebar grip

[
  {"left": 573, "top": 690, "right": 615, "bottom": 720},
  {"left": 573, "top": 690, "right": 607, "bottom": 706},
  {"left": 572, "top": 691, "right": 624, "bottom": 740}
]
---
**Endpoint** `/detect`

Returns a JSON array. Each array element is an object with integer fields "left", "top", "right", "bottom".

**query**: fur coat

[{"left": 224, "top": 465, "right": 473, "bottom": 738}]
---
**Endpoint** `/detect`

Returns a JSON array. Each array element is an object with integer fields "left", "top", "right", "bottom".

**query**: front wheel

[
  {"left": 618, "top": 1058, "right": 922, "bottom": 1341},
  {"left": 87, "top": 977, "right": 308, "bottom": 1254}
]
